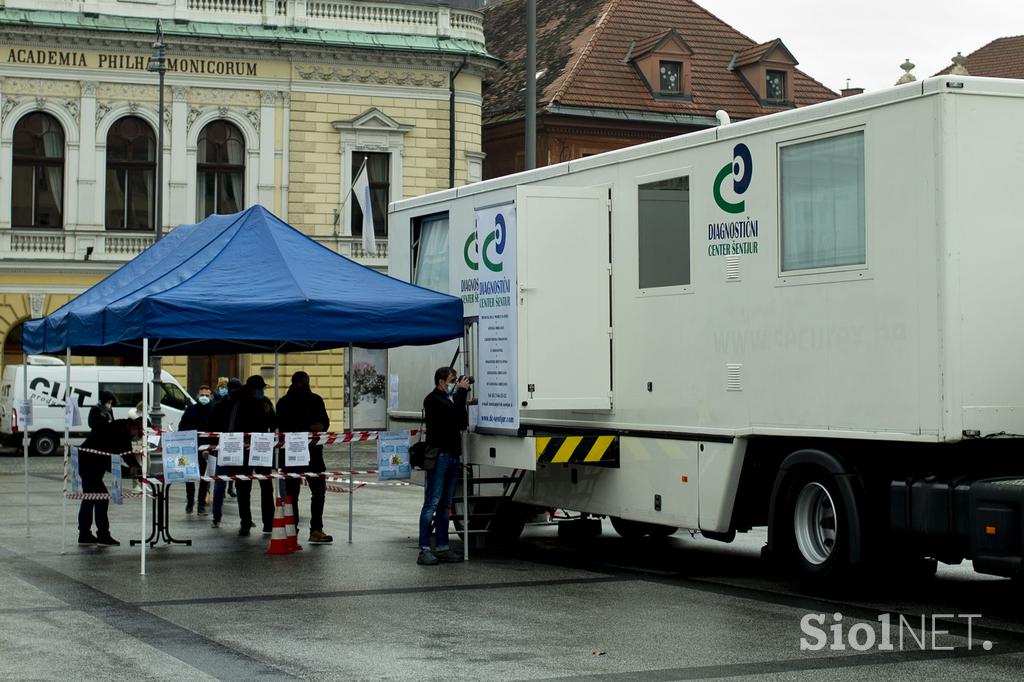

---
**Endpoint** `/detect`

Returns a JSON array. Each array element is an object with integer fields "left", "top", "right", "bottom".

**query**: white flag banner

[
  {"left": 249, "top": 432, "right": 275, "bottom": 469},
  {"left": 218, "top": 432, "right": 245, "bottom": 467},
  {"left": 351, "top": 160, "right": 376, "bottom": 255},
  {"left": 285, "top": 432, "right": 310, "bottom": 467}
]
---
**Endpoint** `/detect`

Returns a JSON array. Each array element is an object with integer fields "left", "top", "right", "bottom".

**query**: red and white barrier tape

[
  {"left": 75, "top": 430, "right": 420, "bottom": 457},
  {"left": 64, "top": 491, "right": 144, "bottom": 501}
]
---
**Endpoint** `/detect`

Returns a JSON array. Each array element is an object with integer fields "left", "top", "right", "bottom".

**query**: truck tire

[
  {"left": 781, "top": 471, "right": 854, "bottom": 580},
  {"left": 30, "top": 431, "right": 59, "bottom": 457},
  {"left": 610, "top": 516, "right": 678, "bottom": 539}
]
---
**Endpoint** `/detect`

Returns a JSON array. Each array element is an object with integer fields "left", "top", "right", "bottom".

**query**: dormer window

[
  {"left": 627, "top": 29, "right": 694, "bottom": 100},
  {"left": 766, "top": 70, "right": 786, "bottom": 101},
  {"left": 730, "top": 38, "right": 798, "bottom": 107},
  {"left": 660, "top": 61, "right": 681, "bottom": 94}
]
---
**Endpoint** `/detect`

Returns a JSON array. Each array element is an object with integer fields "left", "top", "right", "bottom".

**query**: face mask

[
  {"left": 198, "top": 396, "right": 211, "bottom": 405},
  {"left": 218, "top": 387, "right": 228, "bottom": 397},
  {"left": 446, "top": 382, "right": 457, "bottom": 396}
]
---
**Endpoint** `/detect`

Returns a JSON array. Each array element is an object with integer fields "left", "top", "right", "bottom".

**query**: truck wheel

[
  {"left": 30, "top": 431, "right": 59, "bottom": 457},
  {"left": 784, "top": 472, "right": 852, "bottom": 579},
  {"left": 610, "top": 517, "right": 678, "bottom": 539}
]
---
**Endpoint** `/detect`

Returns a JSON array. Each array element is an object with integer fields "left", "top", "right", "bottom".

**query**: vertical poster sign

[
  {"left": 218, "top": 432, "right": 245, "bottom": 467},
  {"left": 285, "top": 432, "right": 310, "bottom": 467},
  {"left": 475, "top": 203, "right": 519, "bottom": 433},
  {"left": 350, "top": 348, "right": 388, "bottom": 430},
  {"left": 69, "top": 447, "right": 81, "bottom": 494},
  {"left": 110, "top": 455, "right": 124, "bottom": 505},
  {"left": 249, "top": 432, "right": 275, "bottom": 469},
  {"left": 16, "top": 399, "right": 32, "bottom": 430},
  {"left": 377, "top": 431, "right": 411, "bottom": 481},
  {"left": 163, "top": 430, "right": 200, "bottom": 483}
]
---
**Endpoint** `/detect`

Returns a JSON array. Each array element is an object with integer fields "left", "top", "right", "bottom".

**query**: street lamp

[{"left": 147, "top": 21, "right": 166, "bottom": 429}]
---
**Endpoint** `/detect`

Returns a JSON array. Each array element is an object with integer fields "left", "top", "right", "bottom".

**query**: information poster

[
  {"left": 285, "top": 432, "right": 310, "bottom": 467},
  {"left": 377, "top": 431, "right": 411, "bottom": 481},
  {"left": 69, "top": 447, "right": 81, "bottom": 494},
  {"left": 64, "top": 399, "right": 81, "bottom": 428},
  {"left": 110, "top": 455, "right": 123, "bottom": 505},
  {"left": 475, "top": 202, "right": 519, "bottom": 433},
  {"left": 207, "top": 454, "right": 218, "bottom": 477},
  {"left": 162, "top": 430, "right": 200, "bottom": 483},
  {"left": 249, "top": 432, "right": 275, "bottom": 468},
  {"left": 350, "top": 348, "right": 388, "bottom": 430},
  {"left": 218, "top": 432, "right": 245, "bottom": 467},
  {"left": 16, "top": 399, "right": 32, "bottom": 430}
]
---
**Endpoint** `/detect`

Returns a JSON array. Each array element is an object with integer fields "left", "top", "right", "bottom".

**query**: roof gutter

[{"left": 544, "top": 104, "right": 722, "bottom": 127}]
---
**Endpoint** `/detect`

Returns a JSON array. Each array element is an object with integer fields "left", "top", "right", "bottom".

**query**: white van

[{"left": 0, "top": 356, "right": 192, "bottom": 456}]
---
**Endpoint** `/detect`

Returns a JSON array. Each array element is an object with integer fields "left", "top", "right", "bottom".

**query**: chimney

[{"left": 840, "top": 79, "right": 863, "bottom": 97}]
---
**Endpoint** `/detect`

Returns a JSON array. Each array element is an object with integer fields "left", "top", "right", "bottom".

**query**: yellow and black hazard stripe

[{"left": 535, "top": 435, "right": 618, "bottom": 466}]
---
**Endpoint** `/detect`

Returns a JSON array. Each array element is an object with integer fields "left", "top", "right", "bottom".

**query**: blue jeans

[
  {"left": 212, "top": 480, "right": 226, "bottom": 523},
  {"left": 418, "top": 453, "right": 461, "bottom": 550}
]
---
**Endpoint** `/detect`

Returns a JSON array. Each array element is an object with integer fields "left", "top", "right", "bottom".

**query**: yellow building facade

[{"left": 0, "top": 1, "right": 491, "bottom": 429}]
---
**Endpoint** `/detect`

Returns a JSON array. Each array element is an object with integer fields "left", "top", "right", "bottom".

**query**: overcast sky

[{"left": 694, "top": 0, "right": 1023, "bottom": 93}]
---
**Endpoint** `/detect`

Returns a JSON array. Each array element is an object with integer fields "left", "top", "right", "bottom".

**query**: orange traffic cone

[
  {"left": 284, "top": 495, "right": 303, "bottom": 552},
  {"left": 265, "top": 497, "right": 292, "bottom": 555}
]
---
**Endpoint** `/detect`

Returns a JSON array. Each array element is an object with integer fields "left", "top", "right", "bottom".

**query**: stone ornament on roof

[
  {"left": 896, "top": 58, "right": 916, "bottom": 85},
  {"left": 949, "top": 52, "right": 970, "bottom": 76}
]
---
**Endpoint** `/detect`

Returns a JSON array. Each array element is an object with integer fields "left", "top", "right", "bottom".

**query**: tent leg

[
  {"left": 274, "top": 347, "right": 284, "bottom": 500},
  {"left": 141, "top": 338, "right": 149, "bottom": 576},
  {"left": 62, "top": 348, "right": 71, "bottom": 555},
  {"left": 348, "top": 343, "right": 353, "bottom": 545},
  {"left": 23, "top": 354, "right": 29, "bottom": 537}
]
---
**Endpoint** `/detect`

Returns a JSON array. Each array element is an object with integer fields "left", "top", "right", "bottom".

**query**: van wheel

[
  {"left": 610, "top": 516, "right": 678, "bottom": 539},
  {"left": 781, "top": 471, "right": 852, "bottom": 579},
  {"left": 30, "top": 431, "right": 59, "bottom": 457}
]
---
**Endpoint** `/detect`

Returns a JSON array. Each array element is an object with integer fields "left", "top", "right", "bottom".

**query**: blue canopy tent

[
  {"left": 20, "top": 205, "right": 464, "bottom": 572},
  {"left": 24, "top": 205, "right": 463, "bottom": 355}
]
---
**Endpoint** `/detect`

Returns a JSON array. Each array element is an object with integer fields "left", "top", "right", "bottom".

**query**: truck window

[
  {"left": 638, "top": 176, "right": 690, "bottom": 289},
  {"left": 780, "top": 131, "right": 865, "bottom": 272},
  {"left": 161, "top": 383, "right": 188, "bottom": 411},
  {"left": 98, "top": 382, "right": 142, "bottom": 408},
  {"left": 412, "top": 213, "right": 449, "bottom": 292}
]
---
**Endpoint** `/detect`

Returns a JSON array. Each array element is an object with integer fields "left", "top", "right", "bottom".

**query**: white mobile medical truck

[
  {"left": 0, "top": 356, "right": 191, "bottom": 455},
  {"left": 388, "top": 76, "right": 1024, "bottom": 581}
]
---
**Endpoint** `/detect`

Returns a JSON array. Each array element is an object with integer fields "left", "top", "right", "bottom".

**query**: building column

[
  {"left": 170, "top": 86, "right": 189, "bottom": 228},
  {"left": 258, "top": 91, "right": 276, "bottom": 208},
  {"left": 76, "top": 81, "right": 97, "bottom": 231}
]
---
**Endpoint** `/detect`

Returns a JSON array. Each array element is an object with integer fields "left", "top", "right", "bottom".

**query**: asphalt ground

[{"left": 1, "top": 446, "right": 1023, "bottom": 681}]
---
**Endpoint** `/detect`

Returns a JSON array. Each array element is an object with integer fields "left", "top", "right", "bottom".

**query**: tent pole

[
  {"left": 348, "top": 343, "right": 353, "bottom": 545},
  {"left": 62, "top": 348, "right": 71, "bottom": 555},
  {"left": 141, "top": 338, "right": 149, "bottom": 576},
  {"left": 23, "top": 353, "right": 29, "bottom": 537},
  {"left": 275, "top": 346, "right": 283, "bottom": 500}
]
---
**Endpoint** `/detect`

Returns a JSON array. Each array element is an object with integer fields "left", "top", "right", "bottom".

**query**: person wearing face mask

[
  {"left": 277, "top": 371, "right": 332, "bottom": 544},
  {"left": 180, "top": 385, "right": 215, "bottom": 515},
  {"left": 213, "top": 377, "right": 229, "bottom": 404},
  {"left": 88, "top": 391, "right": 117, "bottom": 433},
  {"left": 417, "top": 367, "right": 470, "bottom": 565}
]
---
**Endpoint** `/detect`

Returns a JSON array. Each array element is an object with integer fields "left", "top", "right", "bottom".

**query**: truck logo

[
  {"left": 464, "top": 232, "right": 479, "bottom": 271},
  {"left": 713, "top": 143, "right": 753, "bottom": 214},
  {"left": 481, "top": 213, "right": 508, "bottom": 273}
]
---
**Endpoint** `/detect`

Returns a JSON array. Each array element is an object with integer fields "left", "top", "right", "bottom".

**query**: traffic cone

[
  {"left": 284, "top": 495, "right": 303, "bottom": 552},
  {"left": 265, "top": 497, "right": 292, "bottom": 555}
]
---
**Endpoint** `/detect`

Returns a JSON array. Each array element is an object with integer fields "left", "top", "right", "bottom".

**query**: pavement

[{"left": 1, "top": 446, "right": 1023, "bottom": 681}]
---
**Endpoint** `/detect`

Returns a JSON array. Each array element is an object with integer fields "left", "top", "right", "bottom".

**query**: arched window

[
  {"left": 12, "top": 112, "right": 65, "bottom": 228},
  {"left": 197, "top": 120, "right": 244, "bottom": 219},
  {"left": 105, "top": 116, "right": 156, "bottom": 230}
]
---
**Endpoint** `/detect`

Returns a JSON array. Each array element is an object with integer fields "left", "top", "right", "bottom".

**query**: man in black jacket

[
  {"left": 417, "top": 366, "right": 470, "bottom": 565},
  {"left": 277, "top": 371, "right": 332, "bottom": 544},
  {"left": 209, "top": 376, "right": 276, "bottom": 535},
  {"left": 78, "top": 417, "right": 142, "bottom": 546},
  {"left": 180, "top": 384, "right": 215, "bottom": 515}
]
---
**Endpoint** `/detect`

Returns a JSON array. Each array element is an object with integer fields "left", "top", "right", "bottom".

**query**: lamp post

[{"left": 147, "top": 21, "right": 166, "bottom": 429}]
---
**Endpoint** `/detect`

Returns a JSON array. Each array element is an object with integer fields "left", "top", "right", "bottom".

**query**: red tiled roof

[
  {"left": 631, "top": 29, "right": 692, "bottom": 60},
  {"left": 733, "top": 39, "right": 795, "bottom": 68},
  {"left": 934, "top": 36, "right": 1024, "bottom": 79},
  {"left": 482, "top": 0, "right": 836, "bottom": 125}
]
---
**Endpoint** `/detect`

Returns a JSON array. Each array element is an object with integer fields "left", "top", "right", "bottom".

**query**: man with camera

[{"left": 417, "top": 367, "right": 471, "bottom": 566}]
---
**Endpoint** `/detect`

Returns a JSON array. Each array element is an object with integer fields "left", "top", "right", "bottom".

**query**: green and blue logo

[
  {"left": 465, "top": 213, "right": 508, "bottom": 273},
  {"left": 713, "top": 143, "right": 753, "bottom": 214}
]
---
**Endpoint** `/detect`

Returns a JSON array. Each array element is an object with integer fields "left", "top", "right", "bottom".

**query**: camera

[{"left": 459, "top": 375, "right": 475, "bottom": 385}]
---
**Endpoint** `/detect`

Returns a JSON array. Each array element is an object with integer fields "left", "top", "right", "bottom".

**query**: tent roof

[{"left": 24, "top": 206, "right": 464, "bottom": 355}]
